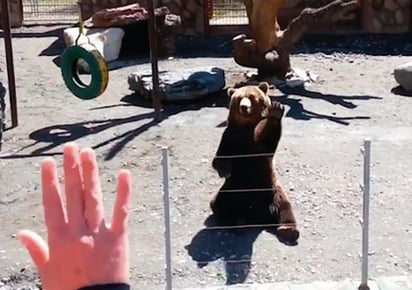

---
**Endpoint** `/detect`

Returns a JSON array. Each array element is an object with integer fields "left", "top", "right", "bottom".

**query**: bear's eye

[{"left": 248, "top": 95, "right": 257, "bottom": 103}]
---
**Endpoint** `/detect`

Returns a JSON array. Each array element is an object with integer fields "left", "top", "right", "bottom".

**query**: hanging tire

[{"left": 60, "top": 43, "right": 109, "bottom": 100}]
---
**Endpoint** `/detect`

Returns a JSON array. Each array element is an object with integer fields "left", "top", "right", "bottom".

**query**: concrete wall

[
  {"left": 362, "top": 0, "right": 411, "bottom": 33},
  {"left": 275, "top": 0, "right": 411, "bottom": 34}
]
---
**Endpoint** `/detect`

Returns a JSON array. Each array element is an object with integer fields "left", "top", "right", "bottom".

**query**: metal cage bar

[
  {"left": 22, "top": 0, "right": 78, "bottom": 24},
  {"left": 208, "top": 0, "right": 248, "bottom": 26}
]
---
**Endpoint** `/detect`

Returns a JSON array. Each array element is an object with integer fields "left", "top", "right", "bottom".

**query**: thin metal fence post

[
  {"left": 359, "top": 138, "right": 371, "bottom": 290},
  {"left": 162, "top": 147, "right": 173, "bottom": 290}
]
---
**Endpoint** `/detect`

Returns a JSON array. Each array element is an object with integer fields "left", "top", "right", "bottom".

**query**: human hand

[{"left": 17, "top": 142, "right": 131, "bottom": 290}]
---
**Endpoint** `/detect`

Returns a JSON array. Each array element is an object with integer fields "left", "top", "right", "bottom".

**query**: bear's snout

[{"left": 239, "top": 97, "right": 252, "bottom": 114}]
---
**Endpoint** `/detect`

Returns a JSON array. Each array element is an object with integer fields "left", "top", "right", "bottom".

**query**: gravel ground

[{"left": 0, "top": 26, "right": 411, "bottom": 289}]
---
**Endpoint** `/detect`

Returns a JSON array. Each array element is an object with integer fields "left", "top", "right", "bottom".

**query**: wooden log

[{"left": 89, "top": 3, "right": 170, "bottom": 28}]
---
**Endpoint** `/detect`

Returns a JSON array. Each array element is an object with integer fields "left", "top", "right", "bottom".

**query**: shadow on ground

[
  {"left": 391, "top": 86, "right": 412, "bottom": 97},
  {"left": 0, "top": 85, "right": 381, "bottom": 160},
  {"left": 185, "top": 226, "right": 261, "bottom": 285},
  {"left": 185, "top": 214, "right": 297, "bottom": 285},
  {"left": 0, "top": 91, "right": 229, "bottom": 160},
  {"left": 272, "top": 86, "right": 382, "bottom": 126}
]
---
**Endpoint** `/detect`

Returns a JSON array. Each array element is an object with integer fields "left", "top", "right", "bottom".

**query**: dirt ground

[{"left": 0, "top": 26, "right": 411, "bottom": 289}]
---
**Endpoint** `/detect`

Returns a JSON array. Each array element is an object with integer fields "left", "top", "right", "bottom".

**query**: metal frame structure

[
  {"left": 202, "top": 0, "right": 248, "bottom": 36},
  {"left": 359, "top": 139, "right": 372, "bottom": 290},
  {"left": 147, "top": 0, "right": 162, "bottom": 120},
  {"left": 1, "top": 0, "right": 18, "bottom": 128},
  {"left": 22, "top": 0, "right": 78, "bottom": 25},
  {"left": 0, "top": 0, "right": 162, "bottom": 141}
]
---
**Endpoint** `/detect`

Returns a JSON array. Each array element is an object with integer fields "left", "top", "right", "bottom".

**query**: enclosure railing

[
  {"left": 22, "top": 0, "right": 78, "bottom": 24},
  {"left": 158, "top": 139, "right": 374, "bottom": 290}
]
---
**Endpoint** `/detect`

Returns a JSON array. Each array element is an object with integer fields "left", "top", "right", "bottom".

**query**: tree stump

[{"left": 233, "top": 0, "right": 361, "bottom": 80}]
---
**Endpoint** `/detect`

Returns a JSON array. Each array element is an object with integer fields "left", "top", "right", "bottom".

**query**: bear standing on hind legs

[{"left": 211, "top": 82, "right": 299, "bottom": 245}]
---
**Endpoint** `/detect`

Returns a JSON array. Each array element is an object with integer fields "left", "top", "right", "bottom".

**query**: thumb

[{"left": 17, "top": 229, "right": 49, "bottom": 272}]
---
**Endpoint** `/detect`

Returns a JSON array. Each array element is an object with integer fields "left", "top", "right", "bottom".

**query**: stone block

[
  {"left": 63, "top": 27, "right": 125, "bottom": 72},
  {"left": 394, "top": 62, "right": 412, "bottom": 92}
]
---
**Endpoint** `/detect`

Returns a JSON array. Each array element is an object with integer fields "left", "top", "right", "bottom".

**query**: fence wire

[
  {"left": 154, "top": 137, "right": 412, "bottom": 289},
  {"left": 208, "top": 0, "right": 248, "bottom": 26},
  {"left": 161, "top": 143, "right": 367, "bottom": 289},
  {"left": 22, "top": 0, "right": 78, "bottom": 24}
]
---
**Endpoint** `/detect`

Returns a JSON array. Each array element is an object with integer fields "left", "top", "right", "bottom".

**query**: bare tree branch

[{"left": 280, "top": 0, "right": 360, "bottom": 49}]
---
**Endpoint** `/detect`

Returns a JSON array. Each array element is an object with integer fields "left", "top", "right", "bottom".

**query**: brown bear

[{"left": 210, "top": 81, "right": 299, "bottom": 244}]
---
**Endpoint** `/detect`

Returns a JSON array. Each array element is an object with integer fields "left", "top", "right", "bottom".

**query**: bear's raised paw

[{"left": 267, "top": 101, "right": 285, "bottom": 120}]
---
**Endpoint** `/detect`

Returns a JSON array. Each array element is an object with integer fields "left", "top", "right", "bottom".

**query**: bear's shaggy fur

[{"left": 211, "top": 82, "right": 299, "bottom": 244}]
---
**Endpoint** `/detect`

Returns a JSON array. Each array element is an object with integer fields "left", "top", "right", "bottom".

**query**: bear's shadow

[{"left": 185, "top": 214, "right": 295, "bottom": 285}]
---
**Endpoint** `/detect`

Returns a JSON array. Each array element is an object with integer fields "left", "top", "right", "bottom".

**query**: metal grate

[
  {"left": 209, "top": 0, "right": 248, "bottom": 26},
  {"left": 22, "top": 0, "right": 78, "bottom": 24}
]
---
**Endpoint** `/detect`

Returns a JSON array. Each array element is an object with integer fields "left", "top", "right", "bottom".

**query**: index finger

[
  {"left": 41, "top": 157, "right": 67, "bottom": 234},
  {"left": 110, "top": 170, "right": 131, "bottom": 233}
]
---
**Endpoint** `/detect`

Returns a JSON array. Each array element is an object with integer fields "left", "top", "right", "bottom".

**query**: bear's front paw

[
  {"left": 268, "top": 102, "right": 285, "bottom": 120},
  {"left": 276, "top": 225, "right": 299, "bottom": 246},
  {"left": 217, "top": 167, "right": 231, "bottom": 178},
  {"left": 212, "top": 158, "right": 232, "bottom": 178}
]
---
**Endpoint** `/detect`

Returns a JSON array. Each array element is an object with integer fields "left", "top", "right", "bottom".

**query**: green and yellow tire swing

[{"left": 60, "top": 10, "right": 109, "bottom": 100}]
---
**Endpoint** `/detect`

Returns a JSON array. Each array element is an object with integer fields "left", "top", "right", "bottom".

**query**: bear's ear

[
  {"left": 258, "top": 82, "right": 270, "bottom": 94},
  {"left": 227, "top": 87, "right": 236, "bottom": 98}
]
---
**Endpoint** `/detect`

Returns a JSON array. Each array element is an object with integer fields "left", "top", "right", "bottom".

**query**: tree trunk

[{"left": 233, "top": 0, "right": 360, "bottom": 79}]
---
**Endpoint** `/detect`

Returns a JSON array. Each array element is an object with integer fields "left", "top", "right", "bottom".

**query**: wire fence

[
  {"left": 134, "top": 138, "right": 412, "bottom": 290},
  {"left": 208, "top": 0, "right": 248, "bottom": 26},
  {"left": 149, "top": 138, "right": 390, "bottom": 290},
  {"left": 22, "top": 0, "right": 78, "bottom": 24}
]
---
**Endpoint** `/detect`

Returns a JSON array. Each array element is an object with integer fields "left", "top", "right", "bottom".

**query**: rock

[
  {"left": 395, "top": 10, "right": 404, "bottom": 24},
  {"left": 398, "top": 0, "right": 411, "bottom": 7},
  {"left": 248, "top": 67, "right": 316, "bottom": 89},
  {"left": 164, "top": 13, "right": 182, "bottom": 27},
  {"left": 384, "top": 0, "right": 399, "bottom": 11},
  {"left": 128, "top": 66, "right": 226, "bottom": 102},
  {"left": 394, "top": 62, "right": 412, "bottom": 91},
  {"left": 63, "top": 27, "right": 125, "bottom": 73},
  {"left": 185, "top": 0, "right": 198, "bottom": 13}
]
